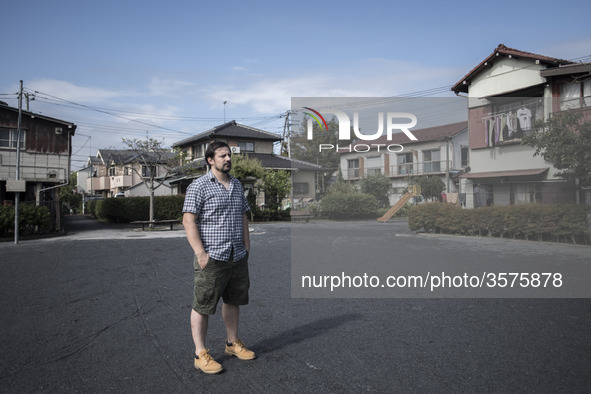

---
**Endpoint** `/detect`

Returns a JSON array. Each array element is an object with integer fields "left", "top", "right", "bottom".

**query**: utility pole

[
  {"left": 24, "top": 92, "right": 35, "bottom": 111},
  {"left": 223, "top": 101, "right": 227, "bottom": 123},
  {"left": 14, "top": 81, "right": 23, "bottom": 244},
  {"left": 281, "top": 111, "right": 291, "bottom": 157}
]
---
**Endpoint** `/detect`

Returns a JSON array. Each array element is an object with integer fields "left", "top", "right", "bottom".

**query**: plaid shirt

[{"left": 182, "top": 171, "right": 250, "bottom": 261}]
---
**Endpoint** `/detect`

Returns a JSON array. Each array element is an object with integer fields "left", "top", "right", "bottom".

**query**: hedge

[
  {"left": 87, "top": 196, "right": 185, "bottom": 223},
  {"left": 0, "top": 204, "right": 51, "bottom": 237},
  {"left": 320, "top": 192, "right": 378, "bottom": 220},
  {"left": 408, "top": 203, "right": 590, "bottom": 245}
]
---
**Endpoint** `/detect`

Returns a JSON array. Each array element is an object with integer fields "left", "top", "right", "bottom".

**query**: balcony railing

[
  {"left": 390, "top": 160, "right": 451, "bottom": 176},
  {"left": 110, "top": 175, "right": 132, "bottom": 188},
  {"left": 87, "top": 176, "right": 110, "bottom": 191}
]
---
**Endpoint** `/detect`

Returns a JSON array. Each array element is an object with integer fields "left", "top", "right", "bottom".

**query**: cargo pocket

[{"left": 194, "top": 256, "right": 217, "bottom": 307}]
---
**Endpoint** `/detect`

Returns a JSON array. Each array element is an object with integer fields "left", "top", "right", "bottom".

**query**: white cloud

[
  {"left": 204, "top": 59, "right": 461, "bottom": 114},
  {"left": 148, "top": 77, "right": 195, "bottom": 98},
  {"left": 27, "top": 79, "right": 121, "bottom": 103}
]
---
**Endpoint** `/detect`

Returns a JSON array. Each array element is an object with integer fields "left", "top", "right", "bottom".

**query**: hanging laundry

[
  {"left": 517, "top": 106, "right": 532, "bottom": 131},
  {"left": 489, "top": 118, "right": 496, "bottom": 147},
  {"left": 495, "top": 115, "right": 502, "bottom": 144},
  {"left": 507, "top": 111, "right": 517, "bottom": 137},
  {"left": 484, "top": 117, "right": 490, "bottom": 145}
]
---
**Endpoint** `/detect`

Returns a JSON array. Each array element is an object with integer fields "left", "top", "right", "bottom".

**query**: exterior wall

[
  {"left": 467, "top": 58, "right": 547, "bottom": 99},
  {"left": 76, "top": 168, "right": 91, "bottom": 194},
  {"left": 209, "top": 138, "right": 275, "bottom": 155},
  {"left": 86, "top": 161, "right": 170, "bottom": 197},
  {"left": 292, "top": 170, "right": 316, "bottom": 200},
  {"left": 124, "top": 182, "right": 175, "bottom": 197},
  {"left": 460, "top": 57, "right": 573, "bottom": 208},
  {"left": 1, "top": 150, "right": 69, "bottom": 183},
  {"left": 470, "top": 144, "right": 557, "bottom": 178},
  {"left": 253, "top": 140, "right": 274, "bottom": 154},
  {"left": 340, "top": 130, "right": 468, "bottom": 206}
]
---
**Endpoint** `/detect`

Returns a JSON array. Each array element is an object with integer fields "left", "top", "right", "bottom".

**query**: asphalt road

[{"left": 0, "top": 216, "right": 589, "bottom": 393}]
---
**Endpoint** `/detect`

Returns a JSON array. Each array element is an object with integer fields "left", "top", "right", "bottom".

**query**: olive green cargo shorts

[{"left": 193, "top": 252, "right": 249, "bottom": 315}]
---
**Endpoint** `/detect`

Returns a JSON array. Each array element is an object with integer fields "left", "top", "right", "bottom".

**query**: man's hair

[{"left": 205, "top": 140, "right": 230, "bottom": 169}]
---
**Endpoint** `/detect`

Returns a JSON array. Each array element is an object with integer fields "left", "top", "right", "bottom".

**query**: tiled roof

[
  {"left": 172, "top": 121, "right": 282, "bottom": 147},
  {"left": 452, "top": 44, "right": 573, "bottom": 94},
  {"left": 245, "top": 153, "right": 322, "bottom": 171},
  {"left": 340, "top": 121, "right": 467, "bottom": 152},
  {"left": 95, "top": 149, "right": 177, "bottom": 165}
]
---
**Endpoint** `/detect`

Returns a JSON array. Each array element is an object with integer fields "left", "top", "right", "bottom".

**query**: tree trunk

[{"left": 149, "top": 178, "right": 155, "bottom": 229}]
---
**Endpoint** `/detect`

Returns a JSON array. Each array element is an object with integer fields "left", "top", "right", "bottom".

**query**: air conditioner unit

[{"left": 231, "top": 146, "right": 241, "bottom": 154}]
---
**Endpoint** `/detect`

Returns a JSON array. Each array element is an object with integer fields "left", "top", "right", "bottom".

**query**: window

[
  {"left": 510, "top": 183, "right": 541, "bottom": 204},
  {"left": 423, "top": 149, "right": 441, "bottom": 173},
  {"left": 560, "top": 80, "right": 591, "bottom": 111},
  {"left": 238, "top": 141, "right": 255, "bottom": 152},
  {"left": 0, "top": 128, "right": 25, "bottom": 149},
  {"left": 348, "top": 159, "right": 359, "bottom": 178},
  {"left": 397, "top": 152, "right": 413, "bottom": 175},
  {"left": 474, "top": 184, "right": 493, "bottom": 208},
  {"left": 192, "top": 143, "right": 207, "bottom": 158},
  {"left": 108, "top": 167, "right": 116, "bottom": 176},
  {"left": 365, "top": 155, "right": 381, "bottom": 175},
  {"left": 461, "top": 146, "right": 469, "bottom": 168},
  {"left": 293, "top": 182, "right": 309, "bottom": 194},
  {"left": 142, "top": 165, "right": 156, "bottom": 177}
]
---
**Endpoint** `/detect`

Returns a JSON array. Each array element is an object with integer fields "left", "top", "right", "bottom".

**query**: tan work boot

[
  {"left": 224, "top": 339, "right": 256, "bottom": 360},
  {"left": 194, "top": 349, "right": 223, "bottom": 374}
]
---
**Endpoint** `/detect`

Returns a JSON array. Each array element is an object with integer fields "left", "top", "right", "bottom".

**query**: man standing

[{"left": 182, "top": 140, "right": 255, "bottom": 374}]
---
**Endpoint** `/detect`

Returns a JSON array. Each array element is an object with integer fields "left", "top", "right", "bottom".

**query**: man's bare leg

[{"left": 191, "top": 309, "right": 208, "bottom": 355}]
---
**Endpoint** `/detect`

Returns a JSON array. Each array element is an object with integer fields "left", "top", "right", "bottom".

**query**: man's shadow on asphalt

[{"left": 247, "top": 313, "right": 362, "bottom": 355}]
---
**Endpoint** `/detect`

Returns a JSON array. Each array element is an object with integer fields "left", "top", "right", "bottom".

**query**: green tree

[
  {"left": 230, "top": 154, "right": 264, "bottom": 181},
  {"left": 121, "top": 137, "right": 178, "bottom": 226},
  {"left": 359, "top": 173, "right": 392, "bottom": 208},
  {"left": 59, "top": 172, "right": 82, "bottom": 214},
  {"left": 290, "top": 115, "right": 352, "bottom": 193},
  {"left": 257, "top": 170, "right": 291, "bottom": 213},
  {"left": 521, "top": 110, "right": 591, "bottom": 203},
  {"left": 409, "top": 175, "right": 445, "bottom": 201}
]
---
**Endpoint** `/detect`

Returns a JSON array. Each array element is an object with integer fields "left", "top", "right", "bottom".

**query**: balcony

[
  {"left": 389, "top": 160, "right": 452, "bottom": 177},
  {"left": 87, "top": 176, "right": 110, "bottom": 191},
  {"left": 110, "top": 175, "right": 132, "bottom": 188}
]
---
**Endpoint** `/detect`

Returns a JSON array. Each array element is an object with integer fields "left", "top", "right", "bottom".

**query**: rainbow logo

[{"left": 302, "top": 107, "right": 329, "bottom": 131}]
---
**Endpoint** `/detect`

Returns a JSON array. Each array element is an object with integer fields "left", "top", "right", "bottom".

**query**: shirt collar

[{"left": 207, "top": 170, "right": 235, "bottom": 184}]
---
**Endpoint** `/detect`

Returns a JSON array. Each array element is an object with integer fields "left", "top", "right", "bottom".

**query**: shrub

[
  {"left": 88, "top": 196, "right": 185, "bottom": 223},
  {"left": 321, "top": 192, "right": 378, "bottom": 220},
  {"left": 408, "top": 203, "right": 590, "bottom": 244},
  {"left": 0, "top": 204, "right": 51, "bottom": 237}
]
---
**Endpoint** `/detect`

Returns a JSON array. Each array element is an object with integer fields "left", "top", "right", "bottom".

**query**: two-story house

[
  {"left": 340, "top": 121, "right": 468, "bottom": 205},
  {"left": 0, "top": 103, "right": 76, "bottom": 230},
  {"left": 451, "top": 44, "right": 589, "bottom": 207},
  {"left": 171, "top": 121, "right": 322, "bottom": 205},
  {"left": 85, "top": 149, "right": 177, "bottom": 198}
]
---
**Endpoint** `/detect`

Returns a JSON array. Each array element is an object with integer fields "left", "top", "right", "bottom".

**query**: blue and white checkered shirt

[{"left": 182, "top": 171, "right": 250, "bottom": 261}]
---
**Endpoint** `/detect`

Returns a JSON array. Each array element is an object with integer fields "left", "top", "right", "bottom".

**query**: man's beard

[{"left": 217, "top": 162, "right": 231, "bottom": 174}]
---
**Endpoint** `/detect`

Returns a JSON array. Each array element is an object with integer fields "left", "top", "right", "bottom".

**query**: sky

[{"left": 1, "top": 0, "right": 590, "bottom": 170}]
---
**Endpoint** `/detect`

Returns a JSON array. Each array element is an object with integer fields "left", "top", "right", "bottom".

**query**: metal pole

[{"left": 14, "top": 81, "right": 23, "bottom": 245}]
